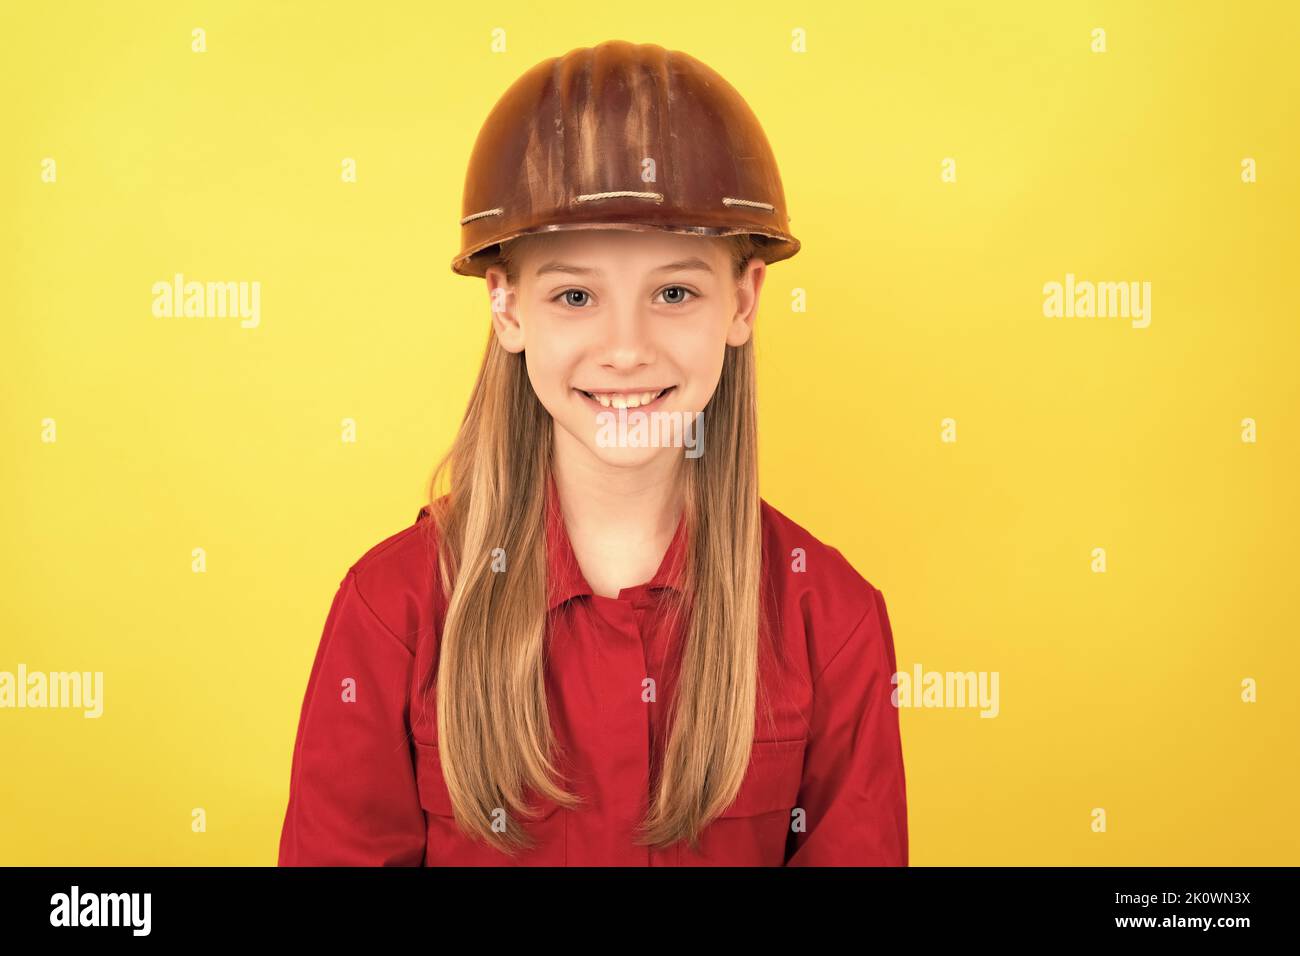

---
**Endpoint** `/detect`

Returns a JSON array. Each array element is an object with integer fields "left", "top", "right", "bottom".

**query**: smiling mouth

[{"left": 574, "top": 386, "right": 676, "bottom": 410}]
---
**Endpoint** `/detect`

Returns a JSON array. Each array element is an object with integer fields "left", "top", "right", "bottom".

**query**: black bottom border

[{"left": 1, "top": 866, "right": 1293, "bottom": 941}]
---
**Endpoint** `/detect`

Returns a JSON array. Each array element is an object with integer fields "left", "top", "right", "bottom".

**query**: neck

[{"left": 550, "top": 428, "right": 684, "bottom": 541}]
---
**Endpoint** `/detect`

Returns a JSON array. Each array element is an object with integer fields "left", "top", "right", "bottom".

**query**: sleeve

[
  {"left": 784, "top": 585, "right": 908, "bottom": 866},
  {"left": 277, "top": 569, "right": 427, "bottom": 866}
]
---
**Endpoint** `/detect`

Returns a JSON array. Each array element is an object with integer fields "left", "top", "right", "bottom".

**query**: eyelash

[{"left": 551, "top": 286, "right": 698, "bottom": 308}]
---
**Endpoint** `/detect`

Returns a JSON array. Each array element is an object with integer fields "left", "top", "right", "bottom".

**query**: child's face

[{"left": 485, "top": 229, "right": 765, "bottom": 470}]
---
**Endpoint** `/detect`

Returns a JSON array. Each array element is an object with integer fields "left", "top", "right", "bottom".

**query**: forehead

[{"left": 511, "top": 229, "right": 729, "bottom": 275}]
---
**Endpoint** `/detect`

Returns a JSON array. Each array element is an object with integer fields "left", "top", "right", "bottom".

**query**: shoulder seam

[
  {"left": 345, "top": 568, "right": 415, "bottom": 657},
  {"left": 810, "top": 586, "right": 880, "bottom": 687}
]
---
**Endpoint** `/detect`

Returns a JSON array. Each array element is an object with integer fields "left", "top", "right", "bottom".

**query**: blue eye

[
  {"left": 551, "top": 286, "right": 697, "bottom": 308},
  {"left": 659, "top": 285, "right": 695, "bottom": 305},
  {"left": 554, "top": 289, "right": 590, "bottom": 307}
]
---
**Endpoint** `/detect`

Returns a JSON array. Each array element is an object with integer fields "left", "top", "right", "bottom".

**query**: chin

[
  {"left": 582, "top": 441, "right": 679, "bottom": 469},
  {"left": 555, "top": 420, "right": 686, "bottom": 468},
  {"left": 552, "top": 395, "right": 707, "bottom": 466}
]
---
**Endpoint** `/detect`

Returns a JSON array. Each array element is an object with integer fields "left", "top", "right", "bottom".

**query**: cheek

[
  {"left": 522, "top": 328, "right": 580, "bottom": 401},
  {"left": 524, "top": 353, "right": 563, "bottom": 404},
  {"left": 670, "top": 323, "right": 728, "bottom": 394}
]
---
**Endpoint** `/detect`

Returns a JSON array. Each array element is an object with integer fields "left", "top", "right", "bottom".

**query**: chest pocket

[
  {"left": 414, "top": 740, "right": 566, "bottom": 866},
  {"left": 679, "top": 736, "right": 807, "bottom": 866}
]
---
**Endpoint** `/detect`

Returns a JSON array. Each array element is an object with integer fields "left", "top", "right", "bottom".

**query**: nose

[{"left": 595, "top": 300, "right": 659, "bottom": 372}]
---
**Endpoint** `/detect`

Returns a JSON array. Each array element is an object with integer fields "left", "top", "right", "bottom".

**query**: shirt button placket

[{"left": 595, "top": 594, "right": 654, "bottom": 866}]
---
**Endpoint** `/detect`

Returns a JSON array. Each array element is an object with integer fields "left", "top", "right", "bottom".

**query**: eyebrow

[{"left": 534, "top": 257, "right": 716, "bottom": 278}]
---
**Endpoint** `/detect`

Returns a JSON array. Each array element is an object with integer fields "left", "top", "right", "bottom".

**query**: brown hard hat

[{"left": 451, "top": 40, "right": 800, "bottom": 278}]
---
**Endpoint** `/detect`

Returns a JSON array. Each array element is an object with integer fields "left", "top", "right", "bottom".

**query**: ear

[
  {"left": 485, "top": 264, "right": 525, "bottom": 353},
  {"left": 725, "top": 256, "right": 766, "bottom": 347}
]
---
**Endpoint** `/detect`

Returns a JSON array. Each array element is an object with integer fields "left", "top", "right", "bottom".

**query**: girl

[{"left": 278, "top": 40, "right": 907, "bottom": 867}]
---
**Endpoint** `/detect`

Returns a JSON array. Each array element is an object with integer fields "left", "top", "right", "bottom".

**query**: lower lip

[{"left": 574, "top": 386, "right": 676, "bottom": 413}]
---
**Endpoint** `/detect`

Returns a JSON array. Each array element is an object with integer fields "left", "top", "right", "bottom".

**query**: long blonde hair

[{"left": 425, "top": 233, "right": 775, "bottom": 854}]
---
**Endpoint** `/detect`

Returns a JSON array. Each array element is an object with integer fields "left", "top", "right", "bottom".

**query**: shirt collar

[
  {"left": 418, "top": 477, "right": 689, "bottom": 611},
  {"left": 544, "top": 472, "right": 688, "bottom": 611}
]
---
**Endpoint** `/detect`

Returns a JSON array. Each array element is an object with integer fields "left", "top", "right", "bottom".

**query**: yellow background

[{"left": 2, "top": 1, "right": 1296, "bottom": 865}]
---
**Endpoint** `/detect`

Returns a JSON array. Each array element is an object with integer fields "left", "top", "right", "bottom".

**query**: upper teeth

[{"left": 585, "top": 389, "right": 664, "bottom": 409}]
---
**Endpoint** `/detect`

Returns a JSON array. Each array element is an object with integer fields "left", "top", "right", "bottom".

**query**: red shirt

[{"left": 278, "top": 479, "right": 908, "bottom": 866}]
